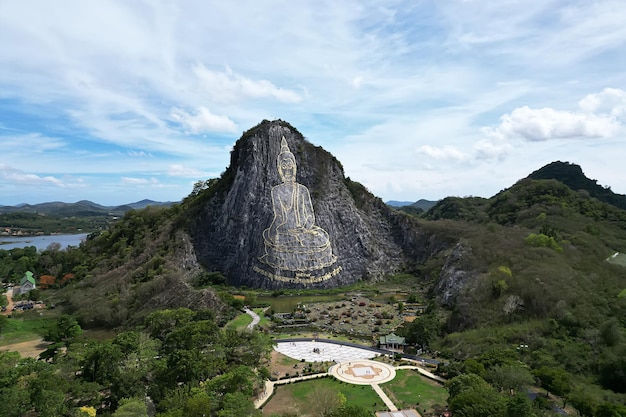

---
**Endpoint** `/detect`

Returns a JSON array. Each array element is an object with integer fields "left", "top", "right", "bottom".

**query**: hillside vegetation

[{"left": 1, "top": 161, "right": 625, "bottom": 416}]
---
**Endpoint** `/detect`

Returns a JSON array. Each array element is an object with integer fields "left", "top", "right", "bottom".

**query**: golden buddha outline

[{"left": 259, "top": 137, "right": 337, "bottom": 272}]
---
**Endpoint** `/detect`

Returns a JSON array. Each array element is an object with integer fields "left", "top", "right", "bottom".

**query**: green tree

[
  {"left": 112, "top": 397, "right": 148, "bottom": 417},
  {"left": 595, "top": 403, "right": 626, "bottom": 417},
  {"left": 532, "top": 366, "right": 571, "bottom": 405},
  {"left": 404, "top": 313, "right": 440, "bottom": 349},
  {"left": 568, "top": 389, "right": 596, "bottom": 417},
  {"left": 506, "top": 393, "right": 535, "bottom": 417},
  {"left": 328, "top": 404, "right": 372, "bottom": 417},
  {"left": 45, "top": 314, "right": 83, "bottom": 343},
  {"left": 486, "top": 364, "right": 534, "bottom": 394},
  {"left": 449, "top": 384, "right": 506, "bottom": 417}
]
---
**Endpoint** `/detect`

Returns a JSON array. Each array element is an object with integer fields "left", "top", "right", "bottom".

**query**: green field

[
  {"left": 381, "top": 369, "right": 448, "bottom": 415},
  {"left": 272, "top": 377, "right": 382, "bottom": 414},
  {"left": 225, "top": 312, "right": 253, "bottom": 330},
  {"left": 0, "top": 310, "right": 60, "bottom": 345}
]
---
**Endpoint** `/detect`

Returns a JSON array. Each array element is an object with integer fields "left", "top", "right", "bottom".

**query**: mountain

[
  {"left": 387, "top": 199, "right": 438, "bottom": 211},
  {"left": 0, "top": 199, "right": 174, "bottom": 216},
  {"left": 186, "top": 120, "right": 447, "bottom": 289},
  {"left": 386, "top": 200, "right": 415, "bottom": 207},
  {"left": 527, "top": 160, "right": 626, "bottom": 210},
  {"left": 33, "top": 147, "right": 626, "bottom": 412}
]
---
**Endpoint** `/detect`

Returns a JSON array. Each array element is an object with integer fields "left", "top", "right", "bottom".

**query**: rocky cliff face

[{"left": 189, "top": 120, "right": 444, "bottom": 289}]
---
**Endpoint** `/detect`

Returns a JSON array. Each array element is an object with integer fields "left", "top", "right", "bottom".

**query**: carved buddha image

[{"left": 259, "top": 137, "right": 336, "bottom": 272}]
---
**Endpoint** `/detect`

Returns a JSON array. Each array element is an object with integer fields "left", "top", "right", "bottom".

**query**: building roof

[
  {"left": 379, "top": 333, "right": 406, "bottom": 345},
  {"left": 20, "top": 271, "right": 36, "bottom": 286}
]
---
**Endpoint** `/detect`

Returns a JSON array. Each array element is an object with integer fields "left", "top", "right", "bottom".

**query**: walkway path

[
  {"left": 244, "top": 308, "right": 260, "bottom": 330},
  {"left": 397, "top": 363, "right": 447, "bottom": 383},
  {"left": 372, "top": 383, "right": 398, "bottom": 412},
  {"left": 257, "top": 340, "right": 440, "bottom": 414},
  {"left": 254, "top": 372, "right": 329, "bottom": 408},
  {"left": 1, "top": 288, "right": 14, "bottom": 316}
]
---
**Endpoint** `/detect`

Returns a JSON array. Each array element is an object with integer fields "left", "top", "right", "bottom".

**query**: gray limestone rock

[{"left": 189, "top": 120, "right": 444, "bottom": 289}]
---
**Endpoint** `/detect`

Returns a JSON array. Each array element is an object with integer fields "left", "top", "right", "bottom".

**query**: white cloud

[
  {"left": 193, "top": 64, "right": 302, "bottom": 103},
  {"left": 578, "top": 87, "right": 626, "bottom": 117},
  {"left": 167, "top": 164, "right": 207, "bottom": 178},
  {"left": 351, "top": 76, "right": 364, "bottom": 89},
  {"left": 473, "top": 139, "right": 513, "bottom": 161},
  {"left": 120, "top": 177, "right": 160, "bottom": 185},
  {"left": 170, "top": 106, "right": 237, "bottom": 134},
  {"left": 127, "top": 150, "right": 152, "bottom": 157},
  {"left": 417, "top": 145, "right": 468, "bottom": 161},
  {"left": 0, "top": 164, "right": 81, "bottom": 188},
  {"left": 484, "top": 105, "right": 620, "bottom": 142}
]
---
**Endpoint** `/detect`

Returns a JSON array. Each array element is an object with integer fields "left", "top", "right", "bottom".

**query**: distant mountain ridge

[
  {"left": 386, "top": 199, "right": 438, "bottom": 210},
  {"left": 0, "top": 199, "right": 174, "bottom": 216}
]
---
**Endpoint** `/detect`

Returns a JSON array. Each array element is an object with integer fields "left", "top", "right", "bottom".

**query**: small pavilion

[{"left": 379, "top": 333, "right": 406, "bottom": 351}]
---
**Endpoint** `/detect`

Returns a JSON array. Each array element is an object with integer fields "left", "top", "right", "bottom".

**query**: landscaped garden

[{"left": 381, "top": 369, "right": 448, "bottom": 416}]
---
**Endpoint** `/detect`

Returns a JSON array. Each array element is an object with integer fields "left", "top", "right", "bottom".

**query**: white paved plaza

[
  {"left": 274, "top": 340, "right": 380, "bottom": 362},
  {"left": 330, "top": 359, "right": 397, "bottom": 385}
]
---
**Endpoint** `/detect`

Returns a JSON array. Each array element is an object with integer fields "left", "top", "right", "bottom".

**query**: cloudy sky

[{"left": 1, "top": 1, "right": 625, "bottom": 206}]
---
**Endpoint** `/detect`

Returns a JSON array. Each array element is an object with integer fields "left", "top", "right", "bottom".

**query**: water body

[{"left": 0, "top": 233, "right": 88, "bottom": 251}]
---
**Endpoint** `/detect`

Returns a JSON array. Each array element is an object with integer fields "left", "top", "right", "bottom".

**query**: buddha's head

[{"left": 277, "top": 137, "right": 297, "bottom": 183}]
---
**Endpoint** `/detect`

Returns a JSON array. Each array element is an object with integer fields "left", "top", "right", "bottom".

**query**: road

[{"left": 1, "top": 288, "right": 14, "bottom": 315}]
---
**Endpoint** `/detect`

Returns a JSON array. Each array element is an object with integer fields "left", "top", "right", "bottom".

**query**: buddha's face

[{"left": 278, "top": 157, "right": 296, "bottom": 183}]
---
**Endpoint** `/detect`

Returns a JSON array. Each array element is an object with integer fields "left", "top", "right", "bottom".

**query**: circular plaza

[{"left": 329, "top": 359, "right": 396, "bottom": 385}]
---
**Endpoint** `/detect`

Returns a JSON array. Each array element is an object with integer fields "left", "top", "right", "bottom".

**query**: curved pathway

[
  {"left": 1, "top": 288, "right": 14, "bottom": 316},
  {"left": 254, "top": 372, "right": 329, "bottom": 409},
  {"left": 244, "top": 308, "right": 260, "bottom": 330}
]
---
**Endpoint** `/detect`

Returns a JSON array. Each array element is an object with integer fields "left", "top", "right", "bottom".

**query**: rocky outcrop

[
  {"left": 189, "top": 120, "right": 447, "bottom": 289},
  {"left": 434, "top": 242, "right": 477, "bottom": 307}
]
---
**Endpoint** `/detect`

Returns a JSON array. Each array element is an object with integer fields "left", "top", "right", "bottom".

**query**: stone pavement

[
  {"left": 275, "top": 340, "right": 380, "bottom": 362},
  {"left": 329, "top": 359, "right": 396, "bottom": 385}
]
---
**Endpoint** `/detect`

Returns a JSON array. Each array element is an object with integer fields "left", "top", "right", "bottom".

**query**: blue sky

[{"left": 1, "top": 0, "right": 625, "bottom": 206}]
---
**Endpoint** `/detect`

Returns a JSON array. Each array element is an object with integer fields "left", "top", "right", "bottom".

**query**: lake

[{"left": 0, "top": 233, "right": 88, "bottom": 251}]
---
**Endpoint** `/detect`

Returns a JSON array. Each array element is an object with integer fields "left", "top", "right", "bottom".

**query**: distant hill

[
  {"left": 386, "top": 200, "right": 415, "bottom": 207},
  {"left": 0, "top": 199, "right": 175, "bottom": 216},
  {"left": 527, "top": 161, "right": 626, "bottom": 210},
  {"left": 387, "top": 199, "right": 438, "bottom": 210}
]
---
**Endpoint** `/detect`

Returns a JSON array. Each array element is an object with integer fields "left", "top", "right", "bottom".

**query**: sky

[{"left": 1, "top": 0, "right": 626, "bottom": 206}]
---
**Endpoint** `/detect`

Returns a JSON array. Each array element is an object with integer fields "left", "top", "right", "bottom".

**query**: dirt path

[
  {"left": 2, "top": 288, "right": 14, "bottom": 315},
  {"left": 0, "top": 338, "right": 49, "bottom": 358}
]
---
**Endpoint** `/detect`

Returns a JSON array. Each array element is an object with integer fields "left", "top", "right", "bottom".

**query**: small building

[
  {"left": 379, "top": 333, "right": 406, "bottom": 351},
  {"left": 17, "top": 271, "right": 36, "bottom": 295}
]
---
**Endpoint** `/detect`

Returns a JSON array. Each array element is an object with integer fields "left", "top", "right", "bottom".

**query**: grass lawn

[
  {"left": 0, "top": 309, "right": 61, "bottom": 345},
  {"left": 225, "top": 313, "right": 253, "bottom": 330},
  {"left": 381, "top": 369, "right": 448, "bottom": 416},
  {"left": 266, "top": 377, "right": 382, "bottom": 415}
]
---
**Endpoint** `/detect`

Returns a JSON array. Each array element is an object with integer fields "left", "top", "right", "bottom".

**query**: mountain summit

[
  {"left": 527, "top": 161, "right": 626, "bottom": 210},
  {"left": 188, "top": 120, "right": 433, "bottom": 289}
]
